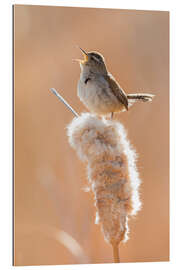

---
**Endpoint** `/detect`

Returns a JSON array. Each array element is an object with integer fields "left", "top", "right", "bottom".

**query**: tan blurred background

[{"left": 14, "top": 5, "right": 169, "bottom": 266}]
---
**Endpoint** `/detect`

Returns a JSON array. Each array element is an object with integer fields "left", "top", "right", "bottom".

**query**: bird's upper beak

[
  {"left": 79, "top": 47, "right": 88, "bottom": 60},
  {"left": 73, "top": 47, "right": 88, "bottom": 64}
]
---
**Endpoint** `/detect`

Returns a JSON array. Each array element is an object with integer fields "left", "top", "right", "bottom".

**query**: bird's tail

[{"left": 127, "top": 93, "right": 155, "bottom": 102}]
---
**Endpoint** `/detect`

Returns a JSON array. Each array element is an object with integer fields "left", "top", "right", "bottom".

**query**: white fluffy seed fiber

[{"left": 67, "top": 113, "right": 141, "bottom": 245}]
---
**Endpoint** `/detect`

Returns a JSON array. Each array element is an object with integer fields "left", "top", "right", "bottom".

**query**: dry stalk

[{"left": 112, "top": 244, "right": 120, "bottom": 263}]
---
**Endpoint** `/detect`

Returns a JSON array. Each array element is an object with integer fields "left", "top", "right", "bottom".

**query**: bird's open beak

[
  {"left": 73, "top": 47, "right": 88, "bottom": 64},
  {"left": 79, "top": 47, "right": 88, "bottom": 60}
]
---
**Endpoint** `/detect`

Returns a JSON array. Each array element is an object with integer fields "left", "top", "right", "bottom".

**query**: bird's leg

[{"left": 111, "top": 112, "right": 114, "bottom": 119}]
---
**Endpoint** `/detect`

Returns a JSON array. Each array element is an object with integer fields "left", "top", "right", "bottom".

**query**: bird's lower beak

[
  {"left": 72, "top": 59, "right": 82, "bottom": 63},
  {"left": 73, "top": 47, "right": 88, "bottom": 64}
]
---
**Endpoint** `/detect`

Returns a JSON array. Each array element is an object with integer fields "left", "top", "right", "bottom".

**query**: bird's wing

[{"left": 104, "top": 73, "right": 128, "bottom": 111}]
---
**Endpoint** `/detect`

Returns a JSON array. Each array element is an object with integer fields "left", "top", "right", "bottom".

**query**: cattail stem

[
  {"left": 49, "top": 88, "right": 79, "bottom": 117},
  {"left": 112, "top": 244, "right": 120, "bottom": 263}
]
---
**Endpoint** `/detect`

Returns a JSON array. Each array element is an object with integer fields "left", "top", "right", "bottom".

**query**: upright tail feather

[{"left": 127, "top": 93, "right": 155, "bottom": 102}]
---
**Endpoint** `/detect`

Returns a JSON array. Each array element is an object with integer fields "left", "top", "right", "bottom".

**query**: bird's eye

[{"left": 92, "top": 54, "right": 101, "bottom": 63}]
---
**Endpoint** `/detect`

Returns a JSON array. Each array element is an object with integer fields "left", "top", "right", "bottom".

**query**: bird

[{"left": 76, "top": 47, "right": 154, "bottom": 118}]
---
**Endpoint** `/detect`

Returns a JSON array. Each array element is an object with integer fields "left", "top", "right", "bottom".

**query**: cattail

[{"left": 67, "top": 113, "right": 141, "bottom": 258}]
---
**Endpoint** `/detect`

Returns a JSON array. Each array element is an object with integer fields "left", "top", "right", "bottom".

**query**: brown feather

[
  {"left": 104, "top": 73, "right": 129, "bottom": 111},
  {"left": 127, "top": 93, "right": 154, "bottom": 102}
]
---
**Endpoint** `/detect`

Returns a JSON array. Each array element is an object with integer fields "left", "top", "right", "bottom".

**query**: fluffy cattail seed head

[{"left": 67, "top": 113, "right": 141, "bottom": 245}]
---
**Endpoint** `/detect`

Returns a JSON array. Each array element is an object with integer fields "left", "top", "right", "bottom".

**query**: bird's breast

[{"left": 77, "top": 75, "right": 121, "bottom": 115}]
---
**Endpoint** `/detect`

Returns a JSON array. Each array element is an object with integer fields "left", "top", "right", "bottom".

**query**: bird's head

[{"left": 75, "top": 48, "right": 107, "bottom": 74}]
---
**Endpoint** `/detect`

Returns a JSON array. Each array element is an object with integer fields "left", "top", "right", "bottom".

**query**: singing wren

[{"left": 76, "top": 48, "right": 154, "bottom": 118}]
